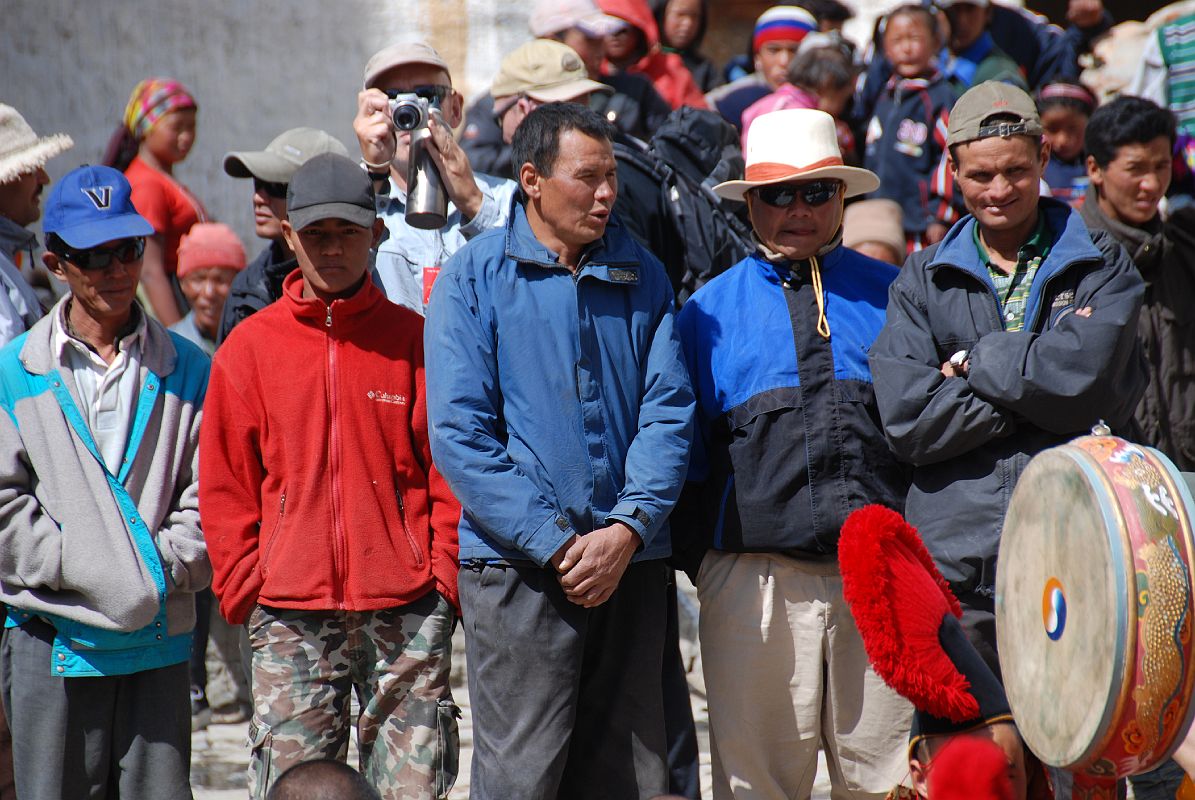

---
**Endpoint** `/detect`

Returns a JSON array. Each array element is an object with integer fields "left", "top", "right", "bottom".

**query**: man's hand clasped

[{"left": 550, "top": 522, "right": 641, "bottom": 609}]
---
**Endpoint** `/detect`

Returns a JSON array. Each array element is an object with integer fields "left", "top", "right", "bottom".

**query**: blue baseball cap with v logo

[{"left": 42, "top": 164, "right": 154, "bottom": 249}]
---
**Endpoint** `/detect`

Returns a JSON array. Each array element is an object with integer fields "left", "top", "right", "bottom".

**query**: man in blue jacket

[
  {"left": 424, "top": 103, "right": 695, "bottom": 800},
  {"left": 870, "top": 81, "right": 1146, "bottom": 676},
  {"left": 676, "top": 107, "right": 912, "bottom": 800}
]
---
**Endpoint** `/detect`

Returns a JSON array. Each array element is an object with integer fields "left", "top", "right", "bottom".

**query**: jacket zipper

[
  {"left": 261, "top": 491, "right": 286, "bottom": 575},
  {"left": 326, "top": 304, "right": 345, "bottom": 608},
  {"left": 395, "top": 488, "right": 425, "bottom": 566}
]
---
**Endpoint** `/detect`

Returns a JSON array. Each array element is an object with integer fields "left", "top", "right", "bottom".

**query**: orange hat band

[{"left": 745, "top": 157, "right": 844, "bottom": 183}]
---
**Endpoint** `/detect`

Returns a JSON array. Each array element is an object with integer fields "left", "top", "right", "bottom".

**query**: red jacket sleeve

[
  {"left": 411, "top": 341, "right": 462, "bottom": 613},
  {"left": 199, "top": 352, "right": 266, "bottom": 624}
]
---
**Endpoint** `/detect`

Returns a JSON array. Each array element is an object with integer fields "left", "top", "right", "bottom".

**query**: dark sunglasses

[
  {"left": 253, "top": 177, "right": 288, "bottom": 200},
  {"left": 384, "top": 85, "right": 453, "bottom": 104},
  {"left": 753, "top": 180, "right": 843, "bottom": 209},
  {"left": 59, "top": 237, "right": 146, "bottom": 271}
]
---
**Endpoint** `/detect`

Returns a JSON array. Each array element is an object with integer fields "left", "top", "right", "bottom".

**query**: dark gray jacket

[{"left": 869, "top": 198, "right": 1146, "bottom": 606}]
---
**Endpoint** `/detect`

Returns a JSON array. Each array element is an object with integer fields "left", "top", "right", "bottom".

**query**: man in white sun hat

[
  {"left": 673, "top": 107, "right": 913, "bottom": 799},
  {"left": 0, "top": 105, "right": 73, "bottom": 346}
]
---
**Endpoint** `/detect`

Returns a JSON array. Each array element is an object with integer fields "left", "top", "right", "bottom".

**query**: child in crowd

[
  {"left": 598, "top": 0, "right": 708, "bottom": 109},
  {"left": 651, "top": 0, "right": 720, "bottom": 93},
  {"left": 863, "top": 4, "right": 960, "bottom": 251},
  {"left": 1037, "top": 80, "right": 1096, "bottom": 207},
  {"left": 740, "top": 36, "right": 859, "bottom": 159}
]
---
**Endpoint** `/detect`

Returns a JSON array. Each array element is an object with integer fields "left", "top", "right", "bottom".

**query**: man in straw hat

[
  {"left": 673, "top": 107, "right": 912, "bottom": 799},
  {"left": 869, "top": 81, "right": 1146, "bottom": 677},
  {"left": 0, "top": 104, "right": 71, "bottom": 796},
  {"left": 0, "top": 105, "right": 72, "bottom": 346}
]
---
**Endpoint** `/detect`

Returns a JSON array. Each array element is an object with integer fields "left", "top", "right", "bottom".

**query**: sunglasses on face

[
  {"left": 253, "top": 177, "right": 288, "bottom": 200},
  {"left": 59, "top": 237, "right": 146, "bottom": 271},
  {"left": 384, "top": 85, "right": 453, "bottom": 104},
  {"left": 753, "top": 180, "right": 843, "bottom": 209}
]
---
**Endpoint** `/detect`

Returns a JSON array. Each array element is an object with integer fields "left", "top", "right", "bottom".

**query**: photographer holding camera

[{"left": 354, "top": 42, "right": 514, "bottom": 314}]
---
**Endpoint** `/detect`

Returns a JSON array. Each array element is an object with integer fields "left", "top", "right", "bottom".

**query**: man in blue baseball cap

[{"left": 0, "top": 164, "right": 211, "bottom": 800}]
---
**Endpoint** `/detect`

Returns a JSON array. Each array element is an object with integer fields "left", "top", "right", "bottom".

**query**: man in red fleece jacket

[{"left": 199, "top": 152, "right": 461, "bottom": 800}]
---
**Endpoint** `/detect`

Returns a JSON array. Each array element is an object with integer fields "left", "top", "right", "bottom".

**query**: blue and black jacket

[{"left": 674, "top": 244, "right": 909, "bottom": 569}]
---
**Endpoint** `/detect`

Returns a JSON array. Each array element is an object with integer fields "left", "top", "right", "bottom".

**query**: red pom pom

[
  {"left": 929, "top": 736, "right": 1014, "bottom": 800},
  {"left": 838, "top": 504, "right": 979, "bottom": 723}
]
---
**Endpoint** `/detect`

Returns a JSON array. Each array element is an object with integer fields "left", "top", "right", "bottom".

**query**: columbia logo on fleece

[{"left": 367, "top": 390, "right": 408, "bottom": 406}]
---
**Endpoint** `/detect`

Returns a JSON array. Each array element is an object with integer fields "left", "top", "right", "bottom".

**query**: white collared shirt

[{"left": 51, "top": 301, "right": 147, "bottom": 474}]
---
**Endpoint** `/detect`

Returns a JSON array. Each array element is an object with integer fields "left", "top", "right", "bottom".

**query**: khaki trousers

[{"left": 698, "top": 551, "right": 912, "bottom": 800}]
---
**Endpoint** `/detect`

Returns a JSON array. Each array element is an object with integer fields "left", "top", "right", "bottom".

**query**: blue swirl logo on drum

[{"left": 1043, "top": 578, "right": 1067, "bottom": 641}]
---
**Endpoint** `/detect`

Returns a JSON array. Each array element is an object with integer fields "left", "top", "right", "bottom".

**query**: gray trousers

[
  {"left": 460, "top": 560, "right": 669, "bottom": 800},
  {"left": 0, "top": 617, "right": 192, "bottom": 800}
]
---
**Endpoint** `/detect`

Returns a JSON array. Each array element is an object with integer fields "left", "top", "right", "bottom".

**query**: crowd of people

[{"left": 0, "top": 0, "right": 1194, "bottom": 798}]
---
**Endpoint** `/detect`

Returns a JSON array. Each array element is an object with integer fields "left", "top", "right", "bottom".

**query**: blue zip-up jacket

[
  {"left": 424, "top": 201, "right": 695, "bottom": 565},
  {"left": 864, "top": 72, "right": 960, "bottom": 234},
  {"left": 870, "top": 198, "right": 1146, "bottom": 606},
  {"left": 0, "top": 298, "right": 210, "bottom": 676},
  {"left": 674, "top": 245, "right": 909, "bottom": 563}
]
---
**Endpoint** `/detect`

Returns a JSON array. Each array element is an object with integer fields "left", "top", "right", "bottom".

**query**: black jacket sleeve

[
  {"left": 870, "top": 260, "right": 1017, "bottom": 467},
  {"left": 966, "top": 231, "right": 1147, "bottom": 433}
]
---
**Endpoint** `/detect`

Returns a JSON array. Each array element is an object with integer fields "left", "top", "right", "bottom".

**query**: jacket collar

[
  {"left": 1079, "top": 183, "right": 1165, "bottom": 274},
  {"left": 19, "top": 294, "right": 176, "bottom": 378},
  {"left": 504, "top": 198, "right": 640, "bottom": 273},
  {"left": 930, "top": 197, "right": 1100, "bottom": 279},
  {"left": 0, "top": 216, "right": 35, "bottom": 261},
  {"left": 280, "top": 267, "right": 386, "bottom": 326}
]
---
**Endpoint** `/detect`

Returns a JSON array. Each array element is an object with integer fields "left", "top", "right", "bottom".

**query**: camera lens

[{"left": 391, "top": 100, "right": 425, "bottom": 131}]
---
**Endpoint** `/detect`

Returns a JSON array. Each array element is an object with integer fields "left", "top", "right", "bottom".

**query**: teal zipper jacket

[{"left": 0, "top": 296, "right": 210, "bottom": 677}]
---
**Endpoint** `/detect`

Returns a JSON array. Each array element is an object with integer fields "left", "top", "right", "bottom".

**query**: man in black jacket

[
  {"left": 217, "top": 127, "right": 348, "bottom": 342},
  {"left": 870, "top": 81, "right": 1146, "bottom": 676},
  {"left": 1078, "top": 94, "right": 1189, "bottom": 800}
]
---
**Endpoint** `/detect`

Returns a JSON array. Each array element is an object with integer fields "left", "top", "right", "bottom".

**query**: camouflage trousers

[{"left": 246, "top": 591, "right": 458, "bottom": 800}]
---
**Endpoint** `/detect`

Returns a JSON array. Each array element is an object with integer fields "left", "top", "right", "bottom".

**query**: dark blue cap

[{"left": 42, "top": 165, "right": 154, "bottom": 249}]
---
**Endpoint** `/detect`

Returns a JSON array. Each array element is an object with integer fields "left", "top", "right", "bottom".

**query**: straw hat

[
  {"left": 714, "top": 108, "right": 878, "bottom": 202},
  {"left": 0, "top": 105, "right": 73, "bottom": 185}
]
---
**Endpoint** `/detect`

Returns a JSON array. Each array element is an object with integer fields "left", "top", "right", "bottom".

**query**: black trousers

[
  {"left": 0, "top": 618, "right": 191, "bottom": 800},
  {"left": 461, "top": 560, "right": 670, "bottom": 800}
]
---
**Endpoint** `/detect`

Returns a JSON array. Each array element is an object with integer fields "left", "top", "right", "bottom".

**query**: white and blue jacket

[{"left": 0, "top": 297, "right": 210, "bottom": 677}]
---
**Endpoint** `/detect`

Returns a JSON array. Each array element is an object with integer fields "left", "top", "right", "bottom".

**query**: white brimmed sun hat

[
  {"left": 714, "top": 108, "right": 879, "bottom": 202},
  {"left": 0, "top": 105, "right": 73, "bottom": 185}
]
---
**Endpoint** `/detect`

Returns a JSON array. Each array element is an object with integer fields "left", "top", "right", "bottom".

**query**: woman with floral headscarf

[{"left": 103, "top": 78, "right": 207, "bottom": 325}]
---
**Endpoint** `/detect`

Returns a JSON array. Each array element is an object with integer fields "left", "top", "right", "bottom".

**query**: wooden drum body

[{"left": 996, "top": 435, "right": 1195, "bottom": 782}]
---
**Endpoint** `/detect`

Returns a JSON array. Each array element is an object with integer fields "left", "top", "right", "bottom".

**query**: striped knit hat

[
  {"left": 753, "top": 5, "right": 817, "bottom": 53},
  {"left": 122, "top": 78, "right": 197, "bottom": 141}
]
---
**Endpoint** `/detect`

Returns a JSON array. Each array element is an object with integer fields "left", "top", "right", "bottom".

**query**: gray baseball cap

[
  {"left": 224, "top": 128, "right": 349, "bottom": 184},
  {"left": 946, "top": 81, "right": 1042, "bottom": 147},
  {"left": 286, "top": 153, "right": 377, "bottom": 231}
]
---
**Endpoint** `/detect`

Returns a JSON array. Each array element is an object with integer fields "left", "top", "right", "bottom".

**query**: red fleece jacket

[{"left": 200, "top": 270, "right": 460, "bottom": 624}]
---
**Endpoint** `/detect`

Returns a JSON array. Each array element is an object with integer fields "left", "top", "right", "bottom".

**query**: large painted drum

[{"left": 996, "top": 434, "right": 1195, "bottom": 786}]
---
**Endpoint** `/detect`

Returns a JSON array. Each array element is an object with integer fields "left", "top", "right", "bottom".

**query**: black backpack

[{"left": 614, "top": 108, "right": 756, "bottom": 305}]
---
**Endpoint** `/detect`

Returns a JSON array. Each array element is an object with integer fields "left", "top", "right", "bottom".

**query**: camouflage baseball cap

[{"left": 946, "top": 81, "right": 1042, "bottom": 147}]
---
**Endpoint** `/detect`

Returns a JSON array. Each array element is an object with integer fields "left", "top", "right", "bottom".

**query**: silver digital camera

[{"left": 389, "top": 93, "right": 438, "bottom": 131}]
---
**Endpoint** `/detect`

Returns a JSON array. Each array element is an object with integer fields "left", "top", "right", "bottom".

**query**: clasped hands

[{"left": 549, "top": 522, "right": 641, "bottom": 609}]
